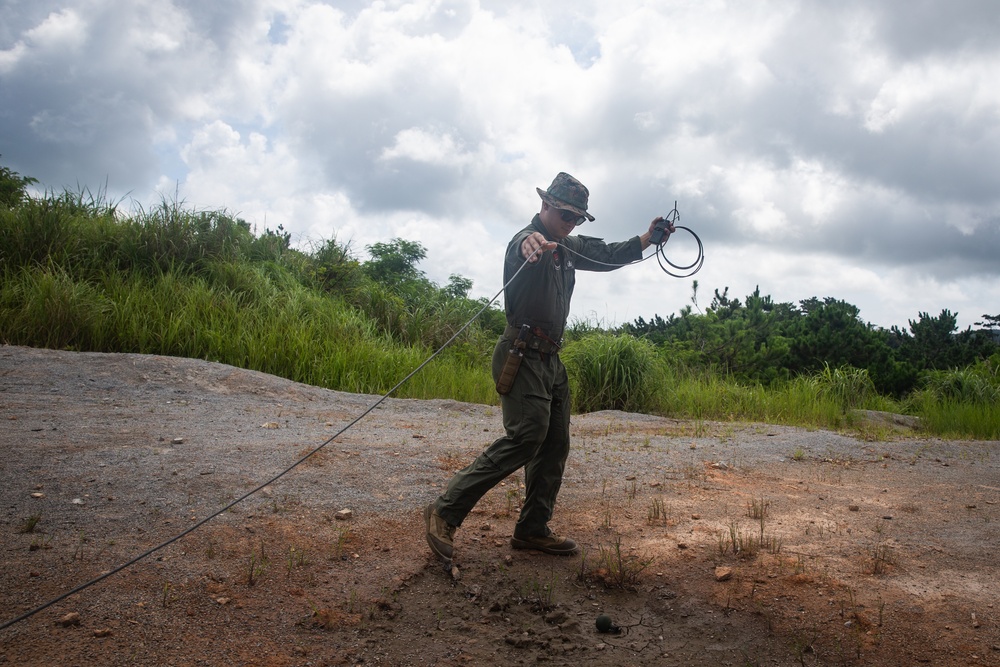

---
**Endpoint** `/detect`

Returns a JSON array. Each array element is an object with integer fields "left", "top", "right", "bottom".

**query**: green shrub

[
  {"left": 563, "top": 333, "right": 660, "bottom": 413},
  {"left": 921, "top": 364, "right": 1000, "bottom": 404},
  {"left": 807, "top": 363, "right": 878, "bottom": 411}
]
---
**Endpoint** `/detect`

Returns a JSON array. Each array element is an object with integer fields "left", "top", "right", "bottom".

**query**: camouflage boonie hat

[{"left": 536, "top": 172, "right": 596, "bottom": 221}]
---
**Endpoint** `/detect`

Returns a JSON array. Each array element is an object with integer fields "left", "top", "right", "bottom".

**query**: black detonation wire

[
  {"left": 556, "top": 204, "right": 704, "bottom": 278},
  {"left": 0, "top": 250, "right": 546, "bottom": 632}
]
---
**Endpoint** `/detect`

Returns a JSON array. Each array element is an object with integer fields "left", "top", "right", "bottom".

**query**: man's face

[{"left": 539, "top": 202, "right": 585, "bottom": 240}]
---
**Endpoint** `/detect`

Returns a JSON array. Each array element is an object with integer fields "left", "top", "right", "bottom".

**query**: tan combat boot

[
  {"left": 510, "top": 531, "right": 580, "bottom": 556},
  {"left": 424, "top": 503, "right": 456, "bottom": 562}
]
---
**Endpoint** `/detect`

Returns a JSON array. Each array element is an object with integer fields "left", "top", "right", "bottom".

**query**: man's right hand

[{"left": 521, "top": 232, "right": 556, "bottom": 263}]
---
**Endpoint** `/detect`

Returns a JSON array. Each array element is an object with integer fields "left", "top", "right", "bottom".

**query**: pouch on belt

[{"left": 495, "top": 324, "right": 531, "bottom": 395}]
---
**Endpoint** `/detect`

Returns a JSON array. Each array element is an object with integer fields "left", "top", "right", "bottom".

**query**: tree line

[{"left": 622, "top": 284, "right": 999, "bottom": 397}]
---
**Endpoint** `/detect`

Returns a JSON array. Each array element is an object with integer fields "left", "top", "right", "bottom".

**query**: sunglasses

[{"left": 558, "top": 208, "right": 587, "bottom": 226}]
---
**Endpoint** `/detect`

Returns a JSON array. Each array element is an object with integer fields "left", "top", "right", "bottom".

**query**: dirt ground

[{"left": 1, "top": 345, "right": 999, "bottom": 666}]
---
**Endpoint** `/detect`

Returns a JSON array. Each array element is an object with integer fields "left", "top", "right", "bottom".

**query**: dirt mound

[{"left": 2, "top": 345, "right": 999, "bottom": 665}]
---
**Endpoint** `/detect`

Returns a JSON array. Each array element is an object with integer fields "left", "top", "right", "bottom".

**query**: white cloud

[
  {"left": 380, "top": 127, "right": 473, "bottom": 166},
  {"left": 25, "top": 8, "right": 87, "bottom": 50},
  {"left": 866, "top": 55, "right": 1000, "bottom": 133},
  {"left": 0, "top": 8, "right": 84, "bottom": 73}
]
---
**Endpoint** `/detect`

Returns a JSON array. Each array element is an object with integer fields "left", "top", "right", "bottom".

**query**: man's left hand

[{"left": 640, "top": 216, "right": 674, "bottom": 250}]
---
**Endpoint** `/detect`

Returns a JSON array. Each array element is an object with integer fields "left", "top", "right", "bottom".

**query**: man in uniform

[{"left": 425, "top": 172, "right": 673, "bottom": 561}]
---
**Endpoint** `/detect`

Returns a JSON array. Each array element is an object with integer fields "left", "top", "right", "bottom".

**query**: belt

[{"left": 503, "top": 325, "right": 562, "bottom": 354}]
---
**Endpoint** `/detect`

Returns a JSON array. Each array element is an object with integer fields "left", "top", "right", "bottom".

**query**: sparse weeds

[
  {"left": 19, "top": 514, "right": 41, "bottom": 534},
  {"left": 647, "top": 496, "right": 672, "bottom": 526},
  {"left": 246, "top": 540, "right": 270, "bottom": 586},
  {"left": 746, "top": 496, "right": 770, "bottom": 521},
  {"left": 601, "top": 501, "right": 613, "bottom": 530},
  {"left": 305, "top": 599, "right": 362, "bottom": 630},
  {"left": 73, "top": 530, "right": 88, "bottom": 560},
  {"left": 581, "top": 534, "right": 654, "bottom": 590},
  {"left": 286, "top": 545, "right": 308, "bottom": 574},
  {"left": 866, "top": 520, "right": 896, "bottom": 575},
  {"left": 333, "top": 527, "right": 352, "bottom": 559},
  {"left": 162, "top": 582, "right": 176, "bottom": 608},
  {"left": 718, "top": 509, "right": 782, "bottom": 559},
  {"left": 504, "top": 487, "right": 522, "bottom": 517},
  {"left": 518, "top": 573, "right": 557, "bottom": 611},
  {"left": 29, "top": 534, "right": 52, "bottom": 551},
  {"left": 682, "top": 462, "right": 706, "bottom": 482},
  {"left": 836, "top": 587, "right": 870, "bottom": 660},
  {"left": 855, "top": 421, "right": 896, "bottom": 442},
  {"left": 790, "top": 629, "right": 818, "bottom": 666}
]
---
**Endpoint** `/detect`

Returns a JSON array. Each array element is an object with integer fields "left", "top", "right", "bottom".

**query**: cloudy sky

[{"left": 3, "top": 0, "right": 998, "bottom": 331}]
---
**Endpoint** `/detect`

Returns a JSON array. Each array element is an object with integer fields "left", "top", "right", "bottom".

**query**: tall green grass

[
  {"left": 641, "top": 361, "right": 862, "bottom": 428},
  {"left": 0, "top": 263, "right": 496, "bottom": 403},
  {"left": 905, "top": 358, "right": 1000, "bottom": 439},
  {"left": 560, "top": 334, "right": 892, "bottom": 429},
  {"left": 562, "top": 333, "right": 660, "bottom": 413}
]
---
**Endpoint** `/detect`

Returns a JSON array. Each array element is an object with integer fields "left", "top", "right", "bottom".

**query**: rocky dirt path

[{"left": 1, "top": 345, "right": 999, "bottom": 666}]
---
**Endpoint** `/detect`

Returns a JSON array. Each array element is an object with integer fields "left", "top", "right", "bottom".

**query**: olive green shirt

[{"left": 502, "top": 215, "right": 644, "bottom": 342}]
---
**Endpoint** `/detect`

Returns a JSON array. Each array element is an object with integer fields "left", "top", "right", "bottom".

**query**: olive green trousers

[{"left": 434, "top": 337, "right": 571, "bottom": 538}]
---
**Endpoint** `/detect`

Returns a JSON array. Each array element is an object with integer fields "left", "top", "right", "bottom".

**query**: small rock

[
  {"left": 712, "top": 462, "right": 729, "bottom": 470},
  {"left": 691, "top": 514, "right": 701, "bottom": 520},
  {"left": 171, "top": 437, "right": 184, "bottom": 445},
  {"left": 625, "top": 475, "right": 636, "bottom": 481},
  {"left": 677, "top": 542, "right": 688, "bottom": 549},
  {"left": 93, "top": 628, "right": 112, "bottom": 638},
  {"left": 216, "top": 597, "right": 231, "bottom": 605},
  {"left": 848, "top": 505, "right": 860, "bottom": 512},
  {"left": 450, "top": 565, "right": 461, "bottom": 581},
  {"left": 335, "top": 509, "right": 353, "bottom": 521},
  {"left": 31, "top": 492, "right": 45, "bottom": 499},
  {"left": 972, "top": 613, "right": 980, "bottom": 628},
  {"left": 715, "top": 566, "right": 734, "bottom": 582},
  {"left": 71, "top": 498, "right": 84, "bottom": 505},
  {"left": 58, "top": 612, "right": 81, "bottom": 627},
  {"left": 261, "top": 422, "right": 279, "bottom": 429},
  {"left": 480, "top": 523, "right": 492, "bottom": 531},
  {"left": 545, "top": 610, "right": 569, "bottom": 625},
  {"left": 560, "top": 620, "right": 581, "bottom": 632}
]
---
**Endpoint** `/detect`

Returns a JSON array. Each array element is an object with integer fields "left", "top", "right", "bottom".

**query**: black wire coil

[{"left": 651, "top": 203, "right": 704, "bottom": 278}]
